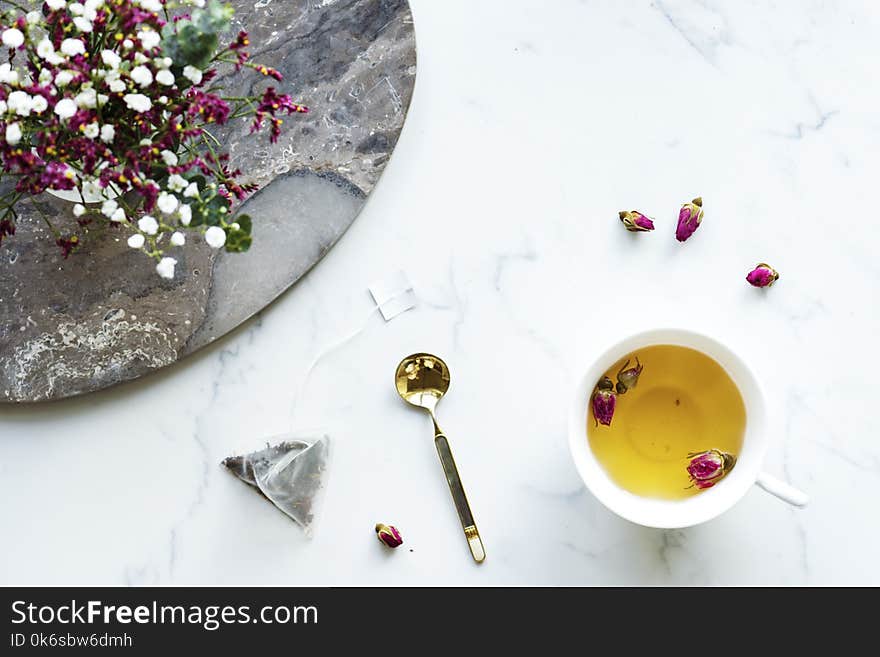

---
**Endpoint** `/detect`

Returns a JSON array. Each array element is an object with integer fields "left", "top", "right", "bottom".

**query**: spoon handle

[{"left": 434, "top": 433, "right": 485, "bottom": 563}]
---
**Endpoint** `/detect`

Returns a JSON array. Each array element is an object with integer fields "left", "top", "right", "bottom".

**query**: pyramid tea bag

[{"left": 222, "top": 434, "right": 331, "bottom": 536}]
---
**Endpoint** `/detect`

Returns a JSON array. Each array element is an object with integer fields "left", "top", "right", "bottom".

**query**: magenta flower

[
  {"left": 375, "top": 523, "right": 403, "bottom": 549},
  {"left": 686, "top": 450, "right": 736, "bottom": 489},
  {"left": 40, "top": 162, "right": 76, "bottom": 191},
  {"left": 55, "top": 235, "right": 79, "bottom": 259},
  {"left": 615, "top": 357, "right": 643, "bottom": 394},
  {"left": 676, "top": 197, "right": 703, "bottom": 242},
  {"left": 591, "top": 376, "right": 617, "bottom": 426},
  {"left": 746, "top": 263, "right": 779, "bottom": 288},
  {"left": 619, "top": 210, "right": 655, "bottom": 232},
  {"left": 250, "top": 87, "right": 309, "bottom": 143}
]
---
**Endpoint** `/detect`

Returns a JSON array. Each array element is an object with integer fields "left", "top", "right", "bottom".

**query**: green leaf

[
  {"left": 161, "top": 1, "right": 234, "bottom": 70},
  {"left": 224, "top": 229, "right": 252, "bottom": 253},
  {"left": 234, "top": 214, "right": 252, "bottom": 235},
  {"left": 224, "top": 214, "right": 253, "bottom": 252}
]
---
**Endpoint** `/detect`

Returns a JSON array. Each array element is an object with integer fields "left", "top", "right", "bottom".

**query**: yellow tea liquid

[{"left": 587, "top": 344, "right": 745, "bottom": 499}]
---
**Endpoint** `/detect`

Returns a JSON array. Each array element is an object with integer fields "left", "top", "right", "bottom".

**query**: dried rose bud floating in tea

[
  {"left": 686, "top": 450, "right": 736, "bottom": 489},
  {"left": 591, "top": 377, "right": 617, "bottom": 426},
  {"left": 615, "top": 357, "right": 643, "bottom": 394},
  {"left": 586, "top": 345, "right": 745, "bottom": 500}
]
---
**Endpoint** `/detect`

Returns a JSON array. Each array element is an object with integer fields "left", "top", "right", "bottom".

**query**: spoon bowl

[{"left": 395, "top": 353, "right": 450, "bottom": 414}]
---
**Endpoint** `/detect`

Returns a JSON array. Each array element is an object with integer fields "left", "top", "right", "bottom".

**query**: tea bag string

[{"left": 289, "top": 305, "right": 382, "bottom": 426}]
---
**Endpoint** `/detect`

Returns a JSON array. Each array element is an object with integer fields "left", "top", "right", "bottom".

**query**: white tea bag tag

[{"left": 369, "top": 270, "right": 416, "bottom": 321}]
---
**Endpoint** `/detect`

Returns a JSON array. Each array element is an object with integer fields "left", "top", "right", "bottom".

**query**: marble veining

[{"left": 1, "top": 0, "right": 878, "bottom": 585}]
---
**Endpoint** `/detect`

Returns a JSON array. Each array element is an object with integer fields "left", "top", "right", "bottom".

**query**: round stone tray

[{"left": 0, "top": 0, "right": 416, "bottom": 403}]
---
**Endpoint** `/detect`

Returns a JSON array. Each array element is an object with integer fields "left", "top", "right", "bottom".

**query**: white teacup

[{"left": 568, "top": 328, "right": 808, "bottom": 528}]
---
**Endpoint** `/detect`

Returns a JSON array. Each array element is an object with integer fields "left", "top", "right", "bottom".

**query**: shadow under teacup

[{"left": 568, "top": 328, "right": 808, "bottom": 529}]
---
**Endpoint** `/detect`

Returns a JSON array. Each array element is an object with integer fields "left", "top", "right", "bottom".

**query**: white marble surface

[{"left": 2, "top": 0, "right": 878, "bottom": 586}]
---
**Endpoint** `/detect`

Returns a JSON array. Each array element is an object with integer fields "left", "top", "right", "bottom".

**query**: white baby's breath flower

[
  {"left": 26, "top": 11, "right": 41, "bottom": 24},
  {"left": 170, "top": 231, "right": 185, "bottom": 246},
  {"left": 5, "top": 122, "right": 22, "bottom": 146},
  {"left": 204, "top": 226, "right": 226, "bottom": 249},
  {"left": 122, "top": 38, "right": 134, "bottom": 49},
  {"left": 73, "top": 17, "right": 93, "bottom": 33},
  {"left": 36, "top": 40, "right": 62, "bottom": 65},
  {"left": 133, "top": 52, "right": 148, "bottom": 65},
  {"left": 2, "top": 29, "right": 25, "bottom": 49},
  {"left": 97, "top": 93, "right": 108, "bottom": 106},
  {"left": 156, "top": 257, "right": 176, "bottom": 279},
  {"left": 72, "top": 204, "right": 86, "bottom": 218},
  {"left": 85, "top": 0, "right": 103, "bottom": 10},
  {"left": 156, "top": 192, "right": 178, "bottom": 215},
  {"left": 182, "top": 65, "right": 203, "bottom": 85},
  {"left": 55, "top": 70, "right": 75, "bottom": 87},
  {"left": 101, "top": 49, "right": 120, "bottom": 69},
  {"left": 46, "top": 0, "right": 67, "bottom": 9},
  {"left": 178, "top": 204, "right": 192, "bottom": 225},
  {"left": 69, "top": 2, "right": 84, "bottom": 14},
  {"left": 139, "top": 0, "right": 162, "bottom": 12},
  {"left": 138, "top": 215, "right": 158, "bottom": 235},
  {"left": 75, "top": 88, "right": 97, "bottom": 108},
  {"left": 83, "top": 123, "right": 99, "bottom": 139},
  {"left": 36, "top": 39, "right": 56, "bottom": 61},
  {"left": 130, "top": 65, "right": 153, "bottom": 88},
  {"left": 0, "top": 63, "right": 19, "bottom": 85},
  {"left": 127, "top": 233, "right": 145, "bottom": 249},
  {"left": 38, "top": 69, "right": 53, "bottom": 85},
  {"left": 167, "top": 174, "right": 187, "bottom": 192},
  {"left": 0, "top": 100, "right": 6, "bottom": 114},
  {"left": 123, "top": 93, "right": 151, "bottom": 112},
  {"left": 158, "top": 95, "right": 168, "bottom": 104},
  {"left": 54, "top": 98, "right": 77, "bottom": 119},
  {"left": 110, "top": 207, "right": 126, "bottom": 223},
  {"left": 183, "top": 182, "right": 199, "bottom": 198},
  {"left": 108, "top": 78, "right": 126, "bottom": 93},
  {"left": 189, "top": 0, "right": 205, "bottom": 7},
  {"left": 7, "top": 91, "right": 31, "bottom": 116},
  {"left": 100, "top": 124, "right": 115, "bottom": 143},
  {"left": 60, "top": 39, "right": 86, "bottom": 57},
  {"left": 160, "top": 150, "right": 178, "bottom": 166},
  {"left": 155, "top": 69, "right": 174, "bottom": 86},
  {"left": 30, "top": 96, "right": 48, "bottom": 114},
  {"left": 137, "top": 29, "right": 160, "bottom": 50},
  {"left": 158, "top": 57, "right": 173, "bottom": 69},
  {"left": 101, "top": 199, "right": 118, "bottom": 218}
]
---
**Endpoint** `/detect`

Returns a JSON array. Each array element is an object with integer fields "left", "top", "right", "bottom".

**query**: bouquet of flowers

[{"left": 0, "top": 0, "right": 307, "bottom": 278}]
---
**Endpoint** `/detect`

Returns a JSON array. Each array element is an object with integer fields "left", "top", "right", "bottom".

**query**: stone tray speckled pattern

[{"left": 0, "top": 0, "right": 416, "bottom": 403}]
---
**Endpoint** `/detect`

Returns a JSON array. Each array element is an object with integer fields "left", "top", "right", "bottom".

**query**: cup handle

[{"left": 755, "top": 472, "right": 809, "bottom": 507}]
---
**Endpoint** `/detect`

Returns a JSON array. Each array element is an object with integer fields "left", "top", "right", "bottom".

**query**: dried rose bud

[
  {"left": 619, "top": 210, "right": 655, "bottom": 232},
  {"left": 676, "top": 197, "right": 703, "bottom": 242},
  {"left": 686, "top": 450, "right": 736, "bottom": 489},
  {"left": 591, "top": 376, "right": 617, "bottom": 426},
  {"left": 615, "top": 357, "right": 643, "bottom": 394},
  {"left": 375, "top": 523, "right": 403, "bottom": 548},
  {"left": 746, "top": 263, "right": 779, "bottom": 288}
]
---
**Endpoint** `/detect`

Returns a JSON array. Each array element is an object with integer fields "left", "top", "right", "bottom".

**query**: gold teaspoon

[{"left": 395, "top": 353, "right": 486, "bottom": 563}]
